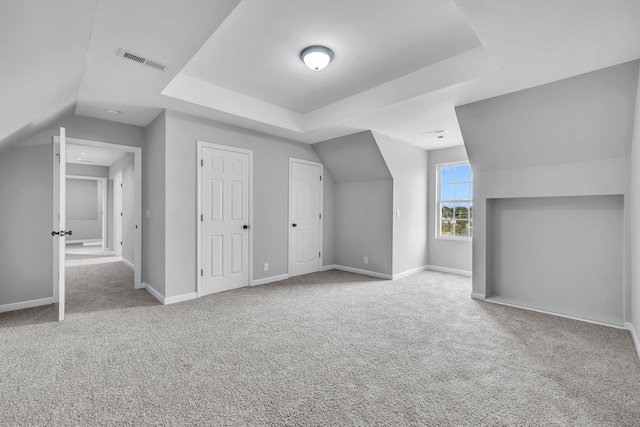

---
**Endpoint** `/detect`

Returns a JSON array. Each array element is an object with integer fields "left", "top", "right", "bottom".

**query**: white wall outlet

[
  {"left": 364, "top": 256, "right": 368, "bottom": 264},
  {"left": 264, "top": 262, "right": 269, "bottom": 272},
  {"left": 396, "top": 209, "right": 400, "bottom": 218}
]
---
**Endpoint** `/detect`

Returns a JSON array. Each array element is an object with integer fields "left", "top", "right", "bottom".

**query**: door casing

[{"left": 53, "top": 136, "right": 143, "bottom": 291}]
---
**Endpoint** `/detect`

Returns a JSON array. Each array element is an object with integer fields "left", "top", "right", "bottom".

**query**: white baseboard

[
  {"left": 426, "top": 265, "right": 472, "bottom": 277},
  {"left": 321, "top": 264, "right": 392, "bottom": 280},
  {"left": 0, "top": 297, "right": 54, "bottom": 313},
  {"left": 122, "top": 258, "right": 135, "bottom": 270},
  {"left": 626, "top": 322, "right": 640, "bottom": 360},
  {"left": 66, "top": 239, "right": 101, "bottom": 245},
  {"left": 143, "top": 282, "right": 164, "bottom": 304},
  {"left": 252, "top": 274, "right": 289, "bottom": 286},
  {"left": 392, "top": 265, "right": 429, "bottom": 280},
  {"left": 164, "top": 292, "right": 198, "bottom": 305},
  {"left": 470, "top": 292, "right": 486, "bottom": 301},
  {"left": 484, "top": 297, "right": 626, "bottom": 329},
  {"left": 143, "top": 282, "right": 197, "bottom": 305}
]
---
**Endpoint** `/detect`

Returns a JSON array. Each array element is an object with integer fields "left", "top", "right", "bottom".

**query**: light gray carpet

[{"left": 1, "top": 267, "right": 639, "bottom": 426}]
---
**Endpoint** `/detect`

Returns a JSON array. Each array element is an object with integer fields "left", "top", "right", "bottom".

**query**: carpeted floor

[{"left": 1, "top": 266, "right": 639, "bottom": 425}]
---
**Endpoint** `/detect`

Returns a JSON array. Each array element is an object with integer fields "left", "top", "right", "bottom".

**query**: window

[{"left": 437, "top": 162, "right": 472, "bottom": 239}]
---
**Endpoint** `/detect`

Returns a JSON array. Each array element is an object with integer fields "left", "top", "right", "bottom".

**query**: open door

[
  {"left": 288, "top": 158, "right": 323, "bottom": 277},
  {"left": 52, "top": 127, "right": 68, "bottom": 321}
]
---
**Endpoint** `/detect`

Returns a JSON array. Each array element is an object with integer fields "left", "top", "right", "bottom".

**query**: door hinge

[
  {"left": 120, "top": 212, "right": 123, "bottom": 216},
  {"left": 319, "top": 252, "right": 321, "bottom": 258},
  {"left": 200, "top": 214, "right": 203, "bottom": 221},
  {"left": 201, "top": 269, "right": 203, "bottom": 276},
  {"left": 201, "top": 159, "right": 203, "bottom": 167},
  {"left": 320, "top": 175, "right": 322, "bottom": 181},
  {"left": 120, "top": 241, "right": 123, "bottom": 245},
  {"left": 319, "top": 213, "right": 321, "bottom": 219},
  {"left": 120, "top": 183, "right": 123, "bottom": 187}
]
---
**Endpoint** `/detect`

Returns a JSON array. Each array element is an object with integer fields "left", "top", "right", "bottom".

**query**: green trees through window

[{"left": 438, "top": 163, "right": 472, "bottom": 239}]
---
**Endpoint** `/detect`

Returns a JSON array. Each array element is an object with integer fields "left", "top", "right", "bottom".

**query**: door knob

[
  {"left": 243, "top": 225, "right": 249, "bottom": 230},
  {"left": 292, "top": 223, "right": 297, "bottom": 227}
]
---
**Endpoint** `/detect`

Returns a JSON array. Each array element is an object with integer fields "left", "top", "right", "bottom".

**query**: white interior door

[
  {"left": 199, "top": 145, "right": 251, "bottom": 295},
  {"left": 52, "top": 127, "right": 67, "bottom": 321},
  {"left": 289, "top": 159, "right": 322, "bottom": 277}
]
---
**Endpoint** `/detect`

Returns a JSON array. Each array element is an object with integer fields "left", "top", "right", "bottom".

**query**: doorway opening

[{"left": 53, "top": 136, "right": 145, "bottom": 319}]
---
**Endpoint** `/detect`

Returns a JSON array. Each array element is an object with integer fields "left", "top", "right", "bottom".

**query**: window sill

[{"left": 436, "top": 236, "right": 472, "bottom": 242}]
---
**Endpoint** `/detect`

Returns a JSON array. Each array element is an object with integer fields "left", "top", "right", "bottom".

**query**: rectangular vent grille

[
  {"left": 123, "top": 52, "right": 145, "bottom": 64},
  {"left": 118, "top": 49, "right": 167, "bottom": 72}
]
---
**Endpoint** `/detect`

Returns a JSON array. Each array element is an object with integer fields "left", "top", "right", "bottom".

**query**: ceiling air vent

[{"left": 117, "top": 49, "right": 167, "bottom": 72}]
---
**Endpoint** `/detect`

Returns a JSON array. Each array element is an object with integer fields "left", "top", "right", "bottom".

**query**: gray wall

[
  {"left": 162, "top": 110, "right": 330, "bottom": 298},
  {"left": 461, "top": 62, "right": 638, "bottom": 172},
  {"left": 427, "top": 145, "right": 472, "bottom": 273},
  {"left": 631, "top": 65, "right": 640, "bottom": 335},
  {"left": 66, "top": 178, "right": 102, "bottom": 241},
  {"left": 457, "top": 61, "right": 637, "bottom": 324},
  {"left": 488, "top": 196, "right": 624, "bottom": 326},
  {"left": 66, "top": 164, "right": 111, "bottom": 248},
  {"left": 335, "top": 180, "right": 393, "bottom": 275},
  {"left": 0, "top": 112, "right": 144, "bottom": 308},
  {"left": 313, "top": 131, "right": 394, "bottom": 276},
  {"left": 67, "top": 164, "right": 109, "bottom": 178},
  {"left": 142, "top": 112, "right": 166, "bottom": 296},
  {"left": 374, "top": 132, "right": 429, "bottom": 275},
  {"left": 0, "top": 145, "right": 52, "bottom": 305},
  {"left": 21, "top": 112, "right": 145, "bottom": 150},
  {"left": 322, "top": 172, "right": 336, "bottom": 266},
  {"left": 110, "top": 153, "right": 135, "bottom": 265}
]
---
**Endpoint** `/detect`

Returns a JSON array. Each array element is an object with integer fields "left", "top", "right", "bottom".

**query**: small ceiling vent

[{"left": 118, "top": 49, "right": 167, "bottom": 72}]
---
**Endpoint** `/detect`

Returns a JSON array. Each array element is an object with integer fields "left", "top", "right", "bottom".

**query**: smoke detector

[
  {"left": 422, "top": 129, "right": 447, "bottom": 139},
  {"left": 117, "top": 49, "right": 167, "bottom": 71},
  {"left": 422, "top": 129, "right": 447, "bottom": 135}
]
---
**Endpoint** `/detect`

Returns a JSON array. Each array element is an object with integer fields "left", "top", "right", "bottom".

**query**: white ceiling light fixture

[{"left": 300, "top": 45, "right": 334, "bottom": 71}]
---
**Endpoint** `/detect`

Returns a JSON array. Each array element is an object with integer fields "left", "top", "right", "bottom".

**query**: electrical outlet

[
  {"left": 264, "top": 263, "right": 269, "bottom": 272},
  {"left": 364, "top": 257, "right": 368, "bottom": 264}
]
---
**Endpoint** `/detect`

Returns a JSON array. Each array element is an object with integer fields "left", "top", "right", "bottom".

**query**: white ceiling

[
  {"left": 3, "top": 0, "right": 640, "bottom": 152},
  {"left": 181, "top": 0, "right": 481, "bottom": 114},
  {"left": 67, "top": 143, "right": 127, "bottom": 167}
]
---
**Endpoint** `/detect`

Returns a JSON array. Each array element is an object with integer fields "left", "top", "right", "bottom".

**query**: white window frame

[{"left": 436, "top": 161, "right": 472, "bottom": 241}]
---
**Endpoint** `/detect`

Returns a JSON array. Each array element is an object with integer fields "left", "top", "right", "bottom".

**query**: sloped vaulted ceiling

[
  {"left": 2, "top": 0, "right": 640, "bottom": 154},
  {"left": 0, "top": 0, "right": 95, "bottom": 153}
]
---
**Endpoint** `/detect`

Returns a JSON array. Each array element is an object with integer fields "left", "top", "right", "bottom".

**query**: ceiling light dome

[{"left": 300, "top": 45, "right": 334, "bottom": 71}]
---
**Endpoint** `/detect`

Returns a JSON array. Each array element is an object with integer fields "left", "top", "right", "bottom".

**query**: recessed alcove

[{"left": 486, "top": 195, "right": 624, "bottom": 326}]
